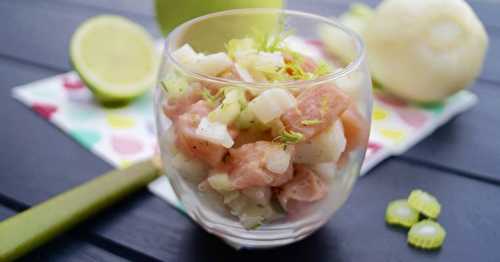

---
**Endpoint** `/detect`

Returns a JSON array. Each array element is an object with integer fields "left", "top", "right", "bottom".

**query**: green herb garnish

[
  {"left": 249, "top": 223, "right": 262, "bottom": 230},
  {"left": 252, "top": 27, "right": 293, "bottom": 53}
]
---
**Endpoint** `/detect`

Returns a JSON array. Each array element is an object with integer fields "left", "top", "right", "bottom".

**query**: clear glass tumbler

[{"left": 155, "top": 8, "right": 372, "bottom": 248}]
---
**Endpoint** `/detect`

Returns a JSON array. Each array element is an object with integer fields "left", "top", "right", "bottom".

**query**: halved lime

[{"left": 70, "top": 15, "right": 157, "bottom": 106}]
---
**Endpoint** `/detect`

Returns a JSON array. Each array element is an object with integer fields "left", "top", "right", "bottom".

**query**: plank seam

[{"left": 393, "top": 156, "right": 500, "bottom": 186}]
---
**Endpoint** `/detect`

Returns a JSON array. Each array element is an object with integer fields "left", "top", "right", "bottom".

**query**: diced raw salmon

[
  {"left": 342, "top": 104, "right": 369, "bottom": 151},
  {"left": 278, "top": 165, "right": 327, "bottom": 210},
  {"left": 338, "top": 104, "right": 369, "bottom": 167},
  {"left": 163, "top": 91, "right": 201, "bottom": 121},
  {"left": 228, "top": 141, "right": 294, "bottom": 189},
  {"left": 281, "top": 84, "right": 350, "bottom": 140},
  {"left": 174, "top": 101, "right": 229, "bottom": 167}
]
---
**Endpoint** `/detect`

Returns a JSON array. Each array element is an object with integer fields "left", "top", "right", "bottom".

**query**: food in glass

[{"left": 155, "top": 9, "right": 372, "bottom": 248}]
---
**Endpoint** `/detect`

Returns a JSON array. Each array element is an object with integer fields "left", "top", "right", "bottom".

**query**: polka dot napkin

[{"left": 12, "top": 71, "right": 477, "bottom": 207}]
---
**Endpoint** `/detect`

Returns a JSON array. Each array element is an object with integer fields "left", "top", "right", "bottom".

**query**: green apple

[{"left": 155, "top": 0, "right": 284, "bottom": 36}]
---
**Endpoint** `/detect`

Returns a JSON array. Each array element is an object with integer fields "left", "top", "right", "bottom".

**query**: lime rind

[
  {"left": 70, "top": 15, "right": 158, "bottom": 105},
  {"left": 408, "top": 220, "right": 446, "bottom": 250},
  {"left": 407, "top": 190, "right": 441, "bottom": 219},
  {"left": 385, "top": 199, "right": 419, "bottom": 228}
]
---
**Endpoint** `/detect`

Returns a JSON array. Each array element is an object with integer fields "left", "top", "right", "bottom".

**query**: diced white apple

[
  {"left": 171, "top": 152, "right": 207, "bottom": 183},
  {"left": 284, "top": 36, "right": 324, "bottom": 61},
  {"left": 295, "top": 121, "right": 347, "bottom": 164},
  {"left": 234, "top": 63, "right": 254, "bottom": 82},
  {"left": 248, "top": 88, "right": 297, "bottom": 124},
  {"left": 196, "top": 52, "right": 233, "bottom": 76},
  {"left": 172, "top": 44, "right": 201, "bottom": 66},
  {"left": 265, "top": 145, "right": 292, "bottom": 174},
  {"left": 254, "top": 51, "right": 285, "bottom": 73},
  {"left": 234, "top": 51, "right": 257, "bottom": 67},
  {"left": 195, "top": 117, "right": 234, "bottom": 148}
]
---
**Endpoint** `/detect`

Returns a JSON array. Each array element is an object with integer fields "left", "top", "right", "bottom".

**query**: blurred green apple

[{"left": 155, "top": 0, "right": 284, "bottom": 36}]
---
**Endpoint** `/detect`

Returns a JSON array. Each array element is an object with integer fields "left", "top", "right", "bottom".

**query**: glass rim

[{"left": 165, "top": 8, "right": 366, "bottom": 88}]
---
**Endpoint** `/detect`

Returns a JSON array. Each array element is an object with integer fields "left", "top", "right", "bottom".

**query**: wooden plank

[
  {"left": 402, "top": 81, "right": 500, "bottom": 182},
  {"left": 480, "top": 34, "right": 500, "bottom": 83},
  {"left": 1, "top": 0, "right": 500, "bottom": 83},
  {"left": 18, "top": 238, "right": 128, "bottom": 262},
  {"left": 0, "top": 205, "right": 127, "bottom": 262},
  {"left": 287, "top": 0, "right": 500, "bottom": 83},
  {"left": 50, "top": 0, "right": 500, "bottom": 31},
  {"left": 50, "top": 0, "right": 154, "bottom": 17},
  {"left": 0, "top": 205, "right": 16, "bottom": 220},
  {"left": 48, "top": 160, "right": 500, "bottom": 262},
  {"left": 0, "top": 0, "right": 159, "bottom": 72}
]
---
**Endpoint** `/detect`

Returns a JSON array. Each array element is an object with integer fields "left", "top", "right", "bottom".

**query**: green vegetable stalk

[{"left": 0, "top": 160, "right": 160, "bottom": 261}]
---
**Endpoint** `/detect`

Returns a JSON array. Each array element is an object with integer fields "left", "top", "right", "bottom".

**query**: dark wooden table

[{"left": 1, "top": 0, "right": 499, "bottom": 261}]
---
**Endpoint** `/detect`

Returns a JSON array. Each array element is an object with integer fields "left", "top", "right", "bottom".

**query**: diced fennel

[
  {"left": 208, "top": 102, "right": 240, "bottom": 125},
  {"left": 160, "top": 73, "right": 190, "bottom": 100},
  {"left": 248, "top": 88, "right": 296, "bottom": 124},
  {"left": 208, "top": 89, "right": 247, "bottom": 125},
  {"left": 170, "top": 152, "right": 207, "bottom": 183},
  {"left": 195, "top": 117, "right": 234, "bottom": 148},
  {"left": 223, "top": 191, "right": 240, "bottom": 204},
  {"left": 235, "top": 107, "right": 256, "bottom": 130}
]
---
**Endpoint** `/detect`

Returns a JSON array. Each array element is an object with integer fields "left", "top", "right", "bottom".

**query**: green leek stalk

[{"left": 0, "top": 159, "right": 161, "bottom": 261}]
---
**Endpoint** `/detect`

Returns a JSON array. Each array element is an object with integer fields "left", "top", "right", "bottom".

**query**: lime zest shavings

[
  {"left": 385, "top": 199, "right": 419, "bottom": 228},
  {"left": 408, "top": 220, "right": 446, "bottom": 250},
  {"left": 301, "top": 119, "right": 322, "bottom": 126},
  {"left": 407, "top": 190, "right": 441, "bottom": 219},
  {"left": 274, "top": 130, "right": 304, "bottom": 144}
]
